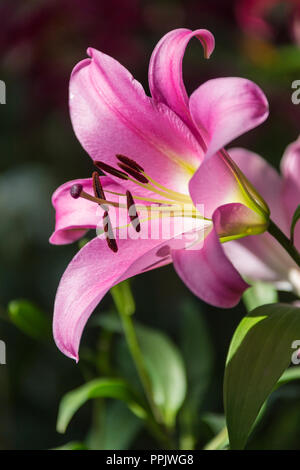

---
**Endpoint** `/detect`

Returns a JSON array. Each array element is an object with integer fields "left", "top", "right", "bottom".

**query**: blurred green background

[{"left": 1, "top": 0, "right": 300, "bottom": 450}]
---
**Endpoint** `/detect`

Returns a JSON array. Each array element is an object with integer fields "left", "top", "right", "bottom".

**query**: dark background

[{"left": 1, "top": 0, "right": 300, "bottom": 450}]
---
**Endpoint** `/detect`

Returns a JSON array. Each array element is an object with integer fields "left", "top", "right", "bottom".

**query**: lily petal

[
  {"left": 50, "top": 178, "right": 97, "bottom": 245},
  {"left": 172, "top": 206, "right": 249, "bottom": 308},
  {"left": 224, "top": 232, "right": 299, "bottom": 291},
  {"left": 223, "top": 146, "right": 299, "bottom": 291},
  {"left": 149, "top": 28, "right": 215, "bottom": 131},
  {"left": 281, "top": 136, "right": 300, "bottom": 250},
  {"left": 69, "top": 48, "right": 203, "bottom": 196},
  {"left": 189, "top": 153, "right": 252, "bottom": 218},
  {"left": 229, "top": 147, "right": 286, "bottom": 231},
  {"left": 49, "top": 177, "right": 127, "bottom": 245},
  {"left": 189, "top": 77, "right": 269, "bottom": 159},
  {"left": 53, "top": 217, "right": 205, "bottom": 360}
]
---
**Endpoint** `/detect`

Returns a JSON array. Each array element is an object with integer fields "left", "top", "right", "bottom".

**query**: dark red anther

[
  {"left": 103, "top": 211, "right": 118, "bottom": 252},
  {"left": 92, "top": 171, "right": 105, "bottom": 199},
  {"left": 95, "top": 161, "right": 129, "bottom": 180},
  {"left": 70, "top": 184, "right": 83, "bottom": 199},
  {"left": 92, "top": 171, "right": 108, "bottom": 211},
  {"left": 116, "top": 154, "right": 144, "bottom": 173},
  {"left": 126, "top": 190, "right": 140, "bottom": 232},
  {"left": 156, "top": 245, "right": 170, "bottom": 257},
  {"left": 118, "top": 163, "right": 149, "bottom": 184}
]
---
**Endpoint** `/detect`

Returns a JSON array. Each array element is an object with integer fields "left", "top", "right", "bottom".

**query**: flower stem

[
  {"left": 111, "top": 282, "right": 174, "bottom": 447},
  {"left": 118, "top": 309, "right": 160, "bottom": 421},
  {"left": 268, "top": 219, "right": 300, "bottom": 268},
  {"left": 117, "top": 308, "right": 175, "bottom": 449}
]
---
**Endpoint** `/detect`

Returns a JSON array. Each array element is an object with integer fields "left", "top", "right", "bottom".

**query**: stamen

[
  {"left": 116, "top": 155, "right": 191, "bottom": 203},
  {"left": 70, "top": 183, "right": 83, "bottom": 199},
  {"left": 92, "top": 171, "right": 108, "bottom": 211},
  {"left": 116, "top": 154, "right": 144, "bottom": 173},
  {"left": 78, "top": 189, "right": 201, "bottom": 217},
  {"left": 95, "top": 157, "right": 190, "bottom": 204},
  {"left": 126, "top": 190, "right": 140, "bottom": 232},
  {"left": 103, "top": 211, "right": 118, "bottom": 253},
  {"left": 95, "top": 161, "right": 129, "bottom": 180},
  {"left": 142, "top": 172, "right": 191, "bottom": 203},
  {"left": 94, "top": 167, "right": 105, "bottom": 176},
  {"left": 118, "top": 163, "right": 149, "bottom": 184},
  {"left": 104, "top": 188, "right": 176, "bottom": 206},
  {"left": 70, "top": 157, "right": 207, "bottom": 243}
]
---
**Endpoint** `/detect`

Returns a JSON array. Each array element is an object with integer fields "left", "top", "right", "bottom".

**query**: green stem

[
  {"left": 268, "top": 219, "right": 300, "bottom": 268},
  {"left": 118, "top": 310, "right": 160, "bottom": 422},
  {"left": 203, "top": 426, "right": 229, "bottom": 450},
  {"left": 118, "top": 309, "right": 175, "bottom": 449}
]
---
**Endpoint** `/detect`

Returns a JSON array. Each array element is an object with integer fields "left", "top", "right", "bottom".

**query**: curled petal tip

[
  {"left": 86, "top": 47, "right": 94, "bottom": 58},
  {"left": 74, "top": 355, "right": 79, "bottom": 364},
  {"left": 198, "top": 30, "right": 215, "bottom": 59},
  {"left": 56, "top": 338, "right": 79, "bottom": 363}
]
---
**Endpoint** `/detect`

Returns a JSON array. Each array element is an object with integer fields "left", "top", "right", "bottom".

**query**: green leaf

[
  {"left": 87, "top": 401, "right": 142, "bottom": 450},
  {"left": 239, "top": 366, "right": 300, "bottom": 441},
  {"left": 243, "top": 282, "right": 278, "bottom": 312},
  {"left": 180, "top": 300, "right": 213, "bottom": 406},
  {"left": 179, "top": 300, "right": 214, "bottom": 449},
  {"left": 290, "top": 204, "right": 300, "bottom": 245},
  {"left": 136, "top": 325, "right": 187, "bottom": 428},
  {"left": 95, "top": 313, "right": 187, "bottom": 427},
  {"left": 277, "top": 366, "right": 300, "bottom": 388},
  {"left": 201, "top": 413, "right": 226, "bottom": 436},
  {"left": 57, "top": 378, "right": 146, "bottom": 433},
  {"left": 203, "top": 426, "right": 229, "bottom": 451},
  {"left": 54, "top": 441, "right": 88, "bottom": 450},
  {"left": 8, "top": 299, "right": 51, "bottom": 341},
  {"left": 224, "top": 303, "right": 300, "bottom": 449},
  {"left": 92, "top": 311, "right": 122, "bottom": 332},
  {"left": 111, "top": 280, "right": 135, "bottom": 316}
]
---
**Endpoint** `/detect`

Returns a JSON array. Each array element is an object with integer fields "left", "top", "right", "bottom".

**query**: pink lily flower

[
  {"left": 50, "top": 28, "right": 269, "bottom": 360},
  {"left": 224, "top": 137, "right": 300, "bottom": 295}
]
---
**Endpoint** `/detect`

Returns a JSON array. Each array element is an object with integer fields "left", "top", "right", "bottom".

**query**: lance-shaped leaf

[
  {"left": 54, "top": 441, "right": 88, "bottom": 450},
  {"left": 8, "top": 299, "right": 51, "bottom": 341},
  {"left": 277, "top": 365, "right": 300, "bottom": 388},
  {"left": 87, "top": 401, "right": 142, "bottom": 450},
  {"left": 224, "top": 303, "right": 300, "bottom": 449},
  {"left": 242, "top": 281, "right": 278, "bottom": 312},
  {"left": 179, "top": 300, "right": 214, "bottom": 449},
  {"left": 57, "top": 378, "right": 146, "bottom": 433},
  {"left": 136, "top": 324, "right": 187, "bottom": 428},
  {"left": 95, "top": 313, "right": 187, "bottom": 428}
]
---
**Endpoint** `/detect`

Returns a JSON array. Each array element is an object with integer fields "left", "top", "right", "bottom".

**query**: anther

[
  {"left": 118, "top": 163, "right": 149, "bottom": 184},
  {"left": 95, "top": 161, "right": 129, "bottom": 181},
  {"left": 70, "top": 183, "right": 83, "bottom": 199},
  {"left": 116, "top": 154, "right": 144, "bottom": 173},
  {"left": 103, "top": 211, "right": 118, "bottom": 253},
  {"left": 92, "top": 171, "right": 108, "bottom": 211},
  {"left": 156, "top": 245, "right": 170, "bottom": 257},
  {"left": 126, "top": 190, "right": 140, "bottom": 232}
]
